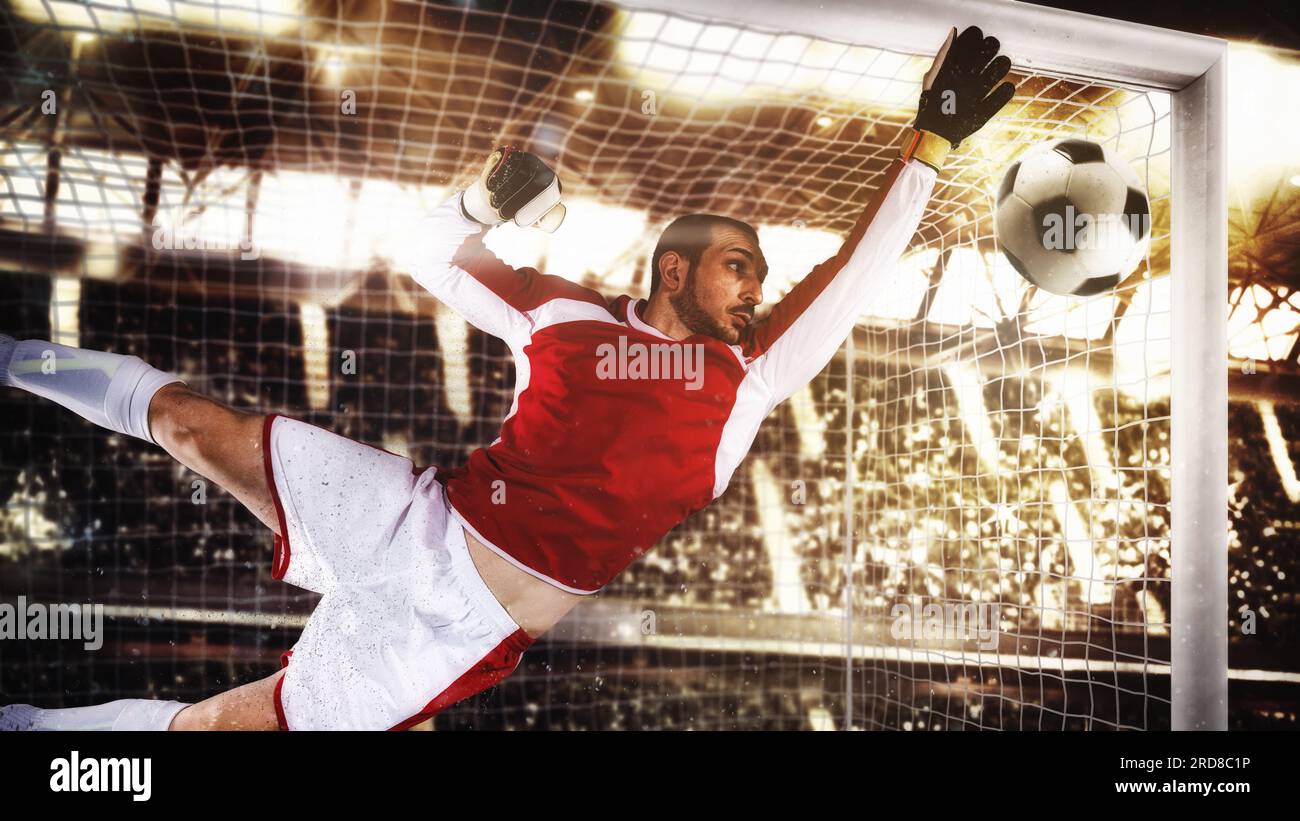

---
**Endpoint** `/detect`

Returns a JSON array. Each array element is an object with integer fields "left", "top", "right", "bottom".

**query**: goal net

[{"left": 0, "top": 0, "right": 1228, "bottom": 729}]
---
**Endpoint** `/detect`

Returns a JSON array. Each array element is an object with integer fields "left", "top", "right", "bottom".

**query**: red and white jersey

[{"left": 409, "top": 157, "right": 937, "bottom": 593}]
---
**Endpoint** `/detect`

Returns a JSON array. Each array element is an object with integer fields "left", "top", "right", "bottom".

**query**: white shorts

[{"left": 261, "top": 414, "right": 533, "bottom": 731}]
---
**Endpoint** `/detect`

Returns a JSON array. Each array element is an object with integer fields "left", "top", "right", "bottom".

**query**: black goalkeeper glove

[
  {"left": 912, "top": 26, "right": 1015, "bottom": 149},
  {"left": 461, "top": 145, "right": 567, "bottom": 232}
]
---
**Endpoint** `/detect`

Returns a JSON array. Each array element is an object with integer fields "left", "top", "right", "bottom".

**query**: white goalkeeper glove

[{"left": 460, "top": 146, "right": 567, "bottom": 233}]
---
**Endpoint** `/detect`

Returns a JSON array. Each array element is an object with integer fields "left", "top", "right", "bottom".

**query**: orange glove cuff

[{"left": 898, "top": 128, "right": 952, "bottom": 172}]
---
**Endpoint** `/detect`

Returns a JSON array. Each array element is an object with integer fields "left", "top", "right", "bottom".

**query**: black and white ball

[{"left": 994, "top": 138, "right": 1150, "bottom": 296}]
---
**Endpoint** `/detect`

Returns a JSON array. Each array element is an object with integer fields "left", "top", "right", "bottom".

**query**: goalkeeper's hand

[
  {"left": 460, "top": 146, "right": 567, "bottom": 233},
  {"left": 903, "top": 26, "right": 1015, "bottom": 169}
]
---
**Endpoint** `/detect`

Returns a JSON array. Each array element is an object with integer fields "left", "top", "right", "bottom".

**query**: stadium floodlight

[
  {"left": 13, "top": 0, "right": 302, "bottom": 37},
  {"left": 1226, "top": 46, "right": 1300, "bottom": 183},
  {"left": 318, "top": 50, "right": 347, "bottom": 84},
  {"left": 313, "top": 44, "right": 373, "bottom": 85}
]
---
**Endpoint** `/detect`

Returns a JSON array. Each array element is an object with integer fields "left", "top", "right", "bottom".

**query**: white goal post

[{"left": 618, "top": 0, "right": 1229, "bottom": 730}]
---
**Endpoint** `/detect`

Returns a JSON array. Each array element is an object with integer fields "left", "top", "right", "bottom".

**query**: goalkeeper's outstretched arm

[{"left": 741, "top": 25, "right": 1015, "bottom": 410}]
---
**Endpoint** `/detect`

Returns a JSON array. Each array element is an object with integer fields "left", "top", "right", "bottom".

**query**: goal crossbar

[{"left": 617, "top": 0, "right": 1224, "bottom": 90}]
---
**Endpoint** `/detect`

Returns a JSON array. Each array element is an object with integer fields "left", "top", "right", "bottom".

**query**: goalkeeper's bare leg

[
  {"left": 0, "top": 334, "right": 580, "bottom": 730},
  {"left": 0, "top": 334, "right": 278, "bottom": 531},
  {"left": 135, "top": 388, "right": 286, "bottom": 730},
  {"left": 0, "top": 336, "right": 576, "bottom": 634},
  {"left": 146, "top": 383, "right": 278, "bottom": 532},
  {"left": 0, "top": 335, "right": 288, "bottom": 729},
  {"left": 0, "top": 374, "right": 301, "bottom": 729}
]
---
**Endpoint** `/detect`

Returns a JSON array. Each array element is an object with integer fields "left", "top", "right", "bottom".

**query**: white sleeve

[
  {"left": 403, "top": 191, "right": 535, "bottom": 347},
  {"left": 742, "top": 158, "right": 936, "bottom": 409}
]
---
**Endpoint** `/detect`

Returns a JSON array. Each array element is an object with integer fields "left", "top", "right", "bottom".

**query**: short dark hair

[{"left": 649, "top": 214, "right": 763, "bottom": 294}]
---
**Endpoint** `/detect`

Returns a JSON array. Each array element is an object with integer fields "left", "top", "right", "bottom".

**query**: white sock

[
  {"left": 0, "top": 699, "right": 190, "bottom": 731},
  {"left": 0, "top": 334, "right": 182, "bottom": 444}
]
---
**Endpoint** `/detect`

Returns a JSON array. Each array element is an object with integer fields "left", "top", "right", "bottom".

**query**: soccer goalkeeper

[{"left": 0, "top": 26, "right": 1013, "bottom": 731}]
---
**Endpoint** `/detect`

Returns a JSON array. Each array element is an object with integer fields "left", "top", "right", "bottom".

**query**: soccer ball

[{"left": 994, "top": 138, "right": 1150, "bottom": 296}]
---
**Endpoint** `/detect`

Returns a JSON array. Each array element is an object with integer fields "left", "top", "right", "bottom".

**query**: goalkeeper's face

[{"left": 669, "top": 225, "right": 766, "bottom": 344}]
